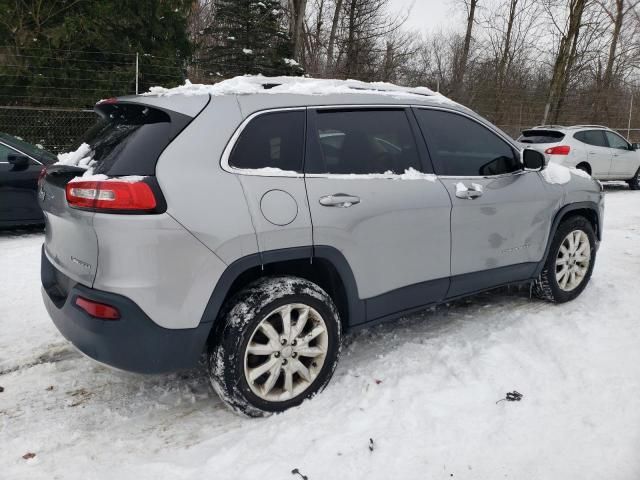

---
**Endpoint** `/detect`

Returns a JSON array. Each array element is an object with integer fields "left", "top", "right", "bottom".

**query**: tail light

[
  {"left": 37, "top": 167, "right": 47, "bottom": 187},
  {"left": 544, "top": 145, "right": 571, "bottom": 155},
  {"left": 75, "top": 296, "right": 120, "bottom": 320},
  {"left": 66, "top": 179, "right": 157, "bottom": 212}
]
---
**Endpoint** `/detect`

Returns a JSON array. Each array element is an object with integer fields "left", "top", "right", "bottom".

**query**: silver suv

[
  {"left": 518, "top": 125, "right": 640, "bottom": 188},
  {"left": 40, "top": 78, "right": 604, "bottom": 416}
]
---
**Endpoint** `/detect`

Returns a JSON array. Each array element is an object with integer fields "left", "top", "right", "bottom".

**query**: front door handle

[
  {"left": 319, "top": 193, "right": 361, "bottom": 208},
  {"left": 455, "top": 183, "right": 483, "bottom": 200}
]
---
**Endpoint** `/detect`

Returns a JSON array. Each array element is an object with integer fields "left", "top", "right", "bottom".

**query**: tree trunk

[
  {"left": 326, "top": 0, "right": 344, "bottom": 73},
  {"left": 494, "top": 0, "right": 517, "bottom": 122},
  {"left": 289, "top": 0, "right": 308, "bottom": 61},
  {"left": 543, "top": 0, "right": 586, "bottom": 124},
  {"left": 452, "top": 0, "right": 478, "bottom": 100}
]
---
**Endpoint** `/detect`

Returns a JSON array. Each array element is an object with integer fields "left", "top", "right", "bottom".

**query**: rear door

[
  {"left": 0, "top": 143, "right": 44, "bottom": 223},
  {"left": 304, "top": 107, "right": 452, "bottom": 322},
  {"left": 414, "top": 107, "right": 557, "bottom": 297},
  {"left": 604, "top": 131, "right": 639, "bottom": 178},
  {"left": 222, "top": 108, "right": 312, "bottom": 254},
  {"left": 573, "top": 130, "right": 612, "bottom": 178}
]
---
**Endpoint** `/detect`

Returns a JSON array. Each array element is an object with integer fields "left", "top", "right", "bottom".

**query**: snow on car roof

[{"left": 143, "top": 75, "right": 456, "bottom": 104}]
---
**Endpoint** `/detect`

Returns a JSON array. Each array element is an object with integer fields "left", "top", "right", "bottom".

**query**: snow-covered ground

[{"left": 1, "top": 186, "right": 639, "bottom": 480}]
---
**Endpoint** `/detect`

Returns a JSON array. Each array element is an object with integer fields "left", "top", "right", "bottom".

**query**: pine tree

[{"left": 201, "top": 0, "right": 304, "bottom": 78}]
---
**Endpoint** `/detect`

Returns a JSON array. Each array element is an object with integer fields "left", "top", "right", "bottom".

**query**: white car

[{"left": 518, "top": 125, "right": 640, "bottom": 189}]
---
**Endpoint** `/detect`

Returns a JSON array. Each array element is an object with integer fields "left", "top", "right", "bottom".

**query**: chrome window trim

[
  {"left": 220, "top": 105, "right": 418, "bottom": 178},
  {"left": 0, "top": 140, "right": 43, "bottom": 165},
  {"left": 220, "top": 107, "right": 306, "bottom": 178},
  {"left": 220, "top": 103, "right": 522, "bottom": 180},
  {"left": 411, "top": 105, "right": 525, "bottom": 179}
]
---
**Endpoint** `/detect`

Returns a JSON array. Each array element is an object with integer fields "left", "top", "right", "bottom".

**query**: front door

[
  {"left": 604, "top": 131, "right": 639, "bottom": 179},
  {"left": 304, "top": 107, "right": 452, "bottom": 323},
  {"left": 413, "top": 107, "right": 559, "bottom": 297}
]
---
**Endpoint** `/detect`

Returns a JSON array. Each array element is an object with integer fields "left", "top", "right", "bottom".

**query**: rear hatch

[
  {"left": 40, "top": 95, "right": 208, "bottom": 287},
  {"left": 517, "top": 129, "right": 566, "bottom": 153}
]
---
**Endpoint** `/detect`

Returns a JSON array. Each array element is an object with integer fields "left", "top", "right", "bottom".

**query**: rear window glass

[
  {"left": 229, "top": 110, "right": 305, "bottom": 171},
  {"left": 518, "top": 130, "right": 565, "bottom": 144},
  {"left": 79, "top": 103, "right": 191, "bottom": 176}
]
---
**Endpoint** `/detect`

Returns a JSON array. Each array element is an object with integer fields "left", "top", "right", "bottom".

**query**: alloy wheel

[
  {"left": 243, "top": 303, "right": 329, "bottom": 402},
  {"left": 555, "top": 230, "right": 591, "bottom": 292}
]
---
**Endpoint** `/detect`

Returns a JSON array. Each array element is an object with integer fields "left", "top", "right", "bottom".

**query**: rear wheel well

[
  {"left": 221, "top": 258, "right": 349, "bottom": 331},
  {"left": 575, "top": 162, "right": 591, "bottom": 175}
]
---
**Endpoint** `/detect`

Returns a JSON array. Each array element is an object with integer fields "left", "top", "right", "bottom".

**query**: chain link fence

[
  {"left": 0, "top": 106, "right": 95, "bottom": 153},
  {"left": 2, "top": 47, "right": 640, "bottom": 153}
]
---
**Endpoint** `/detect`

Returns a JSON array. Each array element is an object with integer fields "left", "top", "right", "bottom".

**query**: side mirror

[
  {"left": 8, "top": 154, "right": 30, "bottom": 170},
  {"left": 522, "top": 148, "right": 545, "bottom": 171},
  {"left": 632, "top": 143, "right": 640, "bottom": 151}
]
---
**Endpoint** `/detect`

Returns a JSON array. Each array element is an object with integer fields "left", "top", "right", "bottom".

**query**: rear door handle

[{"left": 319, "top": 193, "right": 361, "bottom": 207}]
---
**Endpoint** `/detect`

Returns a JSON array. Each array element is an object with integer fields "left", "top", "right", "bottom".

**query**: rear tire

[
  {"left": 534, "top": 216, "right": 596, "bottom": 303},
  {"left": 627, "top": 167, "right": 640, "bottom": 190},
  {"left": 208, "top": 276, "right": 341, "bottom": 417}
]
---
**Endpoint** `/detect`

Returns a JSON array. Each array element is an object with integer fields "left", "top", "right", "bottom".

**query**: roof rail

[{"left": 569, "top": 124, "right": 609, "bottom": 129}]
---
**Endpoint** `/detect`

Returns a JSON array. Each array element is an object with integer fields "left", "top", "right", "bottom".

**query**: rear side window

[
  {"left": 306, "top": 109, "right": 421, "bottom": 174},
  {"left": 81, "top": 103, "right": 192, "bottom": 176},
  {"left": 518, "top": 130, "right": 565, "bottom": 144},
  {"left": 574, "top": 130, "right": 607, "bottom": 147},
  {"left": 229, "top": 110, "right": 305, "bottom": 171},
  {"left": 414, "top": 109, "right": 520, "bottom": 176},
  {"left": 605, "top": 131, "right": 630, "bottom": 150}
]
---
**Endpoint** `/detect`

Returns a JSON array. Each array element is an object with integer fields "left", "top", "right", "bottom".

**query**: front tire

[
  {"left": 208, "top": 276, "right": 341, "bottom": 417},
  {"left": 627, "top": 167, "right": 640, "bottom": 190},
  {"left": 534, "top": 216, "right": 596, "bottom": 303}
]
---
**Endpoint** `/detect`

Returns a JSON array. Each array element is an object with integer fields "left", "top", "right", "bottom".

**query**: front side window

[
  {"left": 306, "top": 109, "right": 422, "bottom": 174},
  {"left": 605, "top": 131, "right": 630, "bottom": 150},
  {"left": 229, "top": 110, "right": 305, "bottom": 171},
  {"left": 574, "top": 130, "right": 607, "bottom": 147},
  {"left": 414, "top": 109, "right": 520, "bottom": 176}
]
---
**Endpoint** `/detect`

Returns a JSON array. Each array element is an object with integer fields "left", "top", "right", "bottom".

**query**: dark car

[{"left": 0, "top": 133, "right": 57, "bottom": 227}]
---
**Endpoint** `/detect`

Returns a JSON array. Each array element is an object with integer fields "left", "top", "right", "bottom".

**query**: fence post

[
  {"left": 627, "top": 91, "right": 633, "bottom": 140},
  {"left": 135, "top": 52, "right": 139, "bottom": 95}
]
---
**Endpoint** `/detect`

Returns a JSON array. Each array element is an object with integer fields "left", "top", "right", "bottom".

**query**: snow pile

[
  {"left": 68, "top": 175, "right": 147, "bottom": 184},
  {"left": 283, "top": 58, "right": 300, "bottom": 67},
  {"left": 541, "top": 162, "right": 572, "bottom": 184},
  {"left": 232, "top": 166, "right": 437, "bottom": 180},
  {"left": 145, "top": 75, "right": 455, "bottom": 104},
  {"left": 1, "top": 189, "right": 640, "bottom": 479},
  {"left": 55, "top": 143, "right": 94, "bottom": 169}
]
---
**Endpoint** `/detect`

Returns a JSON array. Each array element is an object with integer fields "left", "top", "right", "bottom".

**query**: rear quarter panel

[{"left": 155, "top": 95, "right": 259, "bottom": 264}]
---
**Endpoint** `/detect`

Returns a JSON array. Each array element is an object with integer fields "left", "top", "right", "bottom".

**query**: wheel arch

[
  {"left": 575, "top": 161, "right": 592, "bottom": 175},
  {"left": 534, "top": 201, "right": 601, "bottom": 277},
  {"left": 200, "top": 246, "right": 364, "bottom": 337}
]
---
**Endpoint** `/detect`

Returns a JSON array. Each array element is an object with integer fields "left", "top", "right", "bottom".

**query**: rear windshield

[
  {"left": 518, "top": 130, "right": 565, "bottom": 144},
  {"left": 78, "top": 103, "right": 192, "bottom": 176}
]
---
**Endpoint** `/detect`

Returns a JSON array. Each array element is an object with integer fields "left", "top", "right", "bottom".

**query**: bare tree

[
  {"left": 543, "top": 0, "right": 588, "bottom": 124},
  {"left": 452, "top": 0, "right": 479, "bottom": 99},
  {"left": 289, "top": 0, "right": 309, "bottom": 61}
]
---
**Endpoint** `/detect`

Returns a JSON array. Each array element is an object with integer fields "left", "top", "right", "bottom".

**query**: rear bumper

[{"left": 41, "top": 247, "right": 211, "bottom": 374}]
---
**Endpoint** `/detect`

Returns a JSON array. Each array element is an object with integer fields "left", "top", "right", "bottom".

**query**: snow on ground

[{"left": 1, "top": 186, "right": 640, "bottom": 480}]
